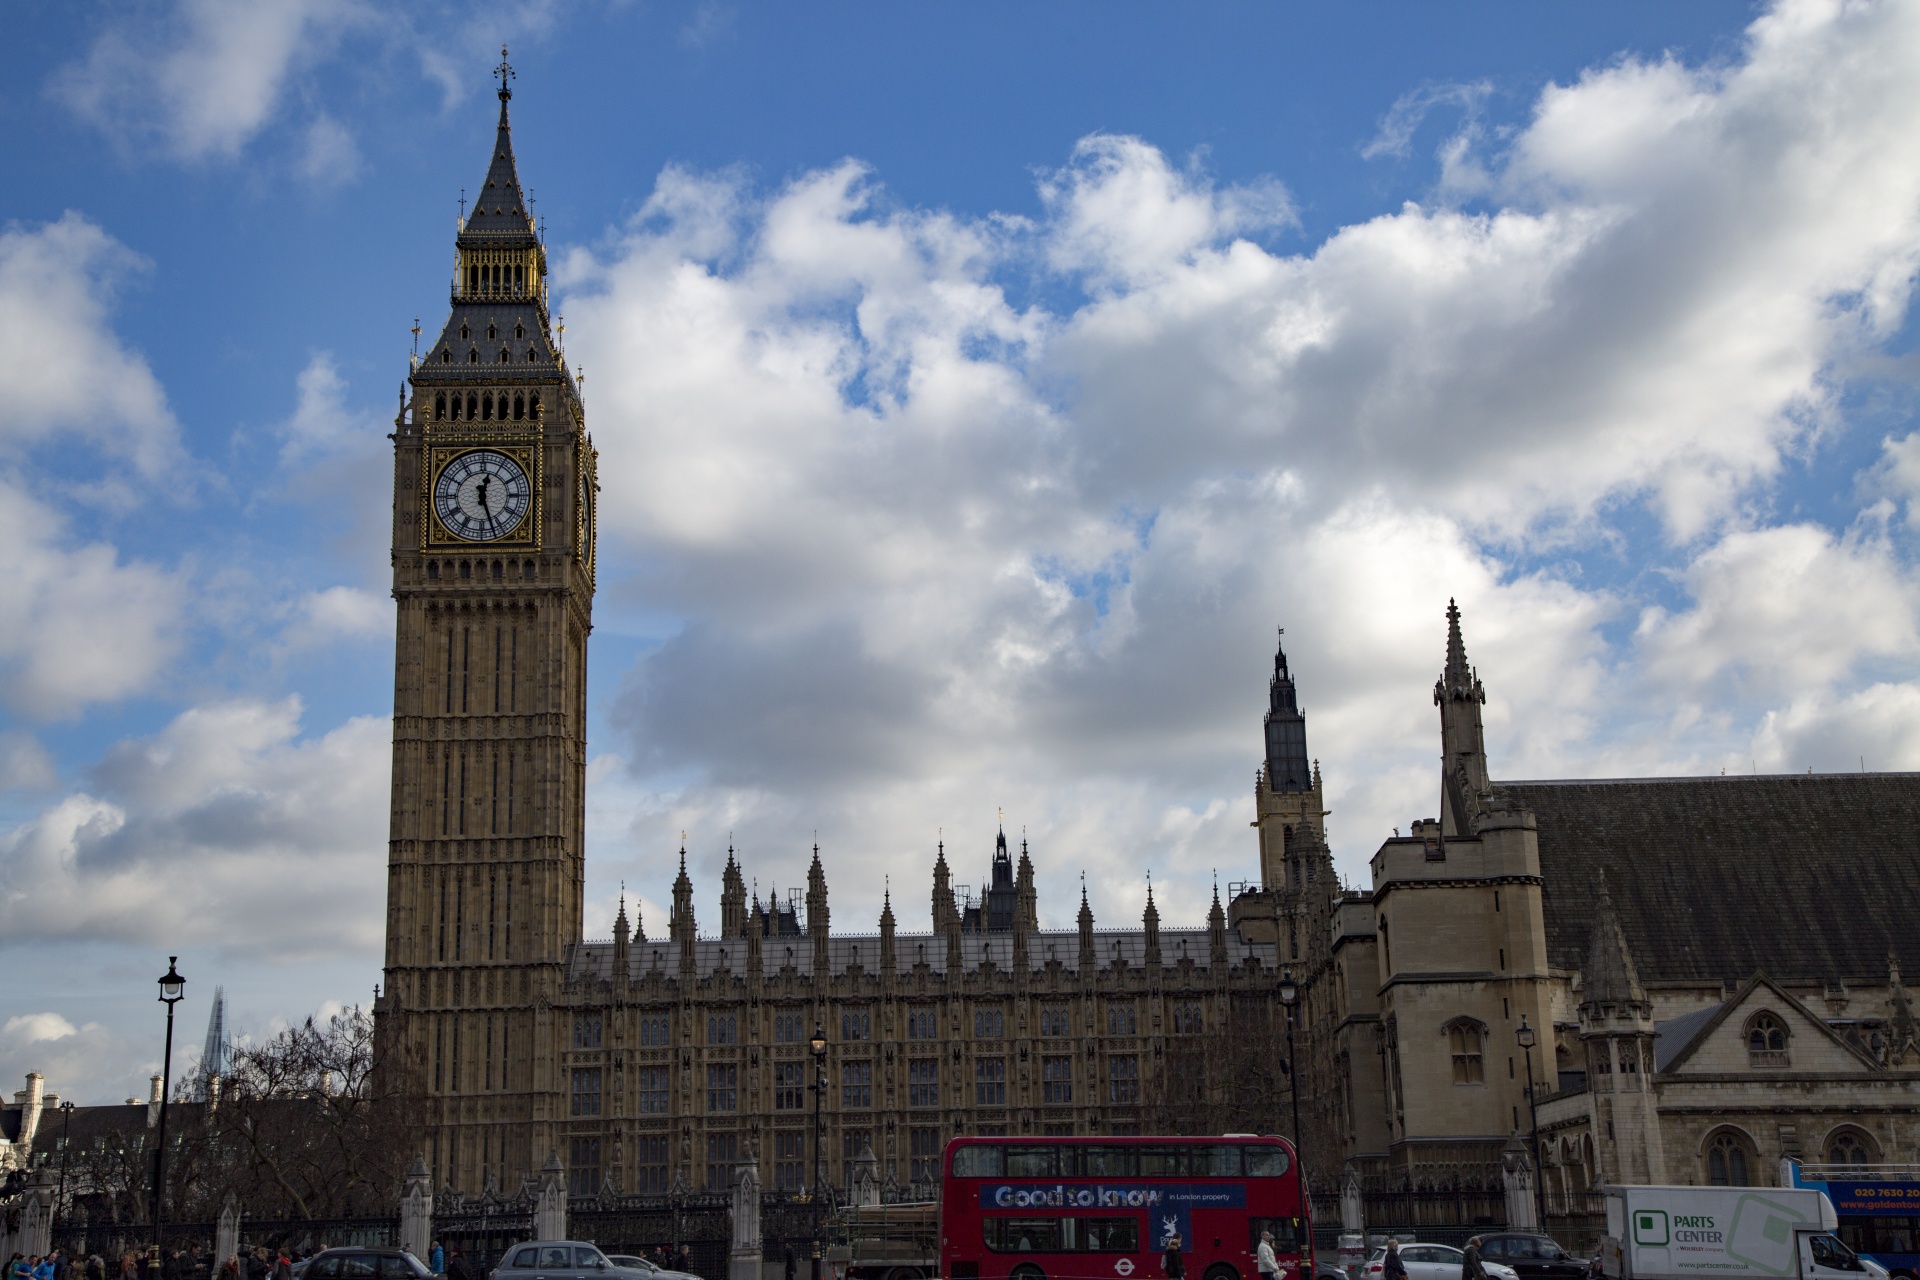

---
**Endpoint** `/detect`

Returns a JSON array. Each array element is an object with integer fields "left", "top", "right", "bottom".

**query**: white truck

[{"left": 1601, "top": 1186, "right": 1876, "bottom": 1280}]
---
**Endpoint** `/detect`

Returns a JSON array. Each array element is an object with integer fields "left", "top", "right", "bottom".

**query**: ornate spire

[
  {"left": 1142, "top": 874, "right": 1161, "bottom": 967},
  {"left": 1077, "top": 875, "right": 1095, "bottom": 969},
  {"left": 1434, "top": 598, "right": 1491, "bottom": 837},
  {"left": 462, "top": 46, "right": 534, "bottom": 243},
  {"left": 1263, "top": 626, "right": 1312, "bottom": 793},
  {"left": 1208, "top": 876, "right": 1228, "bottom": 965},
  {"left": 1581, "top": 870, "right": 1646, "bottom": 1010}
]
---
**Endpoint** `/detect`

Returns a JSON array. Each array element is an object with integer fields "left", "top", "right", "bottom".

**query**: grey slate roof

[
  {"left": 1506, "top": 773, "right": 1920, "bottom": 986},
  {"left": 566, "top": 928, "right": 1272, "bottom": 984},
  {"left": 1652, "top": 1003, "right": 1722, "bottom": 1071}
]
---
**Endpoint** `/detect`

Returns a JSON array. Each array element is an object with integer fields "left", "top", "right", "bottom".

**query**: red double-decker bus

[{"left": 939, "top": 1135, "right": 1309, "bottom": 1280}]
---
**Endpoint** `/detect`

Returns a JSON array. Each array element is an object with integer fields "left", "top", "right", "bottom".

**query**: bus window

[
  {"left": 1140, "top": 1146, "right": 1193, "bottom": 1176},
  {"left": 953, "top": 1145, "right": 1003, "bottom": 1177},
  {"left": 1077, "top": 1219, "right": 1141, "bottom": 1253},
  {"left": 1250, "top": 1218, "right": 1302, "bottom": 1252},
  {"left": 1245, "top": 1147, "right": 1292, "bottom": 1177},
  {"left": 985, "top": 1220, "right": 1063, "bottom": 1252},
  {"left": 1083, "top": 1146, "right": 1138, "bottom": 1176},
  {"left": 1206, "top": 1146, "right": 1244, "bottom": 1177},
  {"left": 1006, "top": 1147, "right": 1059, "bottom": 1177}
]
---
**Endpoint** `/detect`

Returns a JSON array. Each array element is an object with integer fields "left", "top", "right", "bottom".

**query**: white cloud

[
  {"left": 294, "top": 586, "right": 391, "bottom": 643},
  {"left": 297, "top": 114, "right": 362, "bottom": 187},
  {"left": 52, "top": 0, "right": 364, "bottom": 161},
  {"left": 1361, "top": 81, "right": 1493, "bottom": 161},
  {"left": 0, "top": 477, "right": 182, "bottom": 718},
  {"left": 561, "top": 0, "right": 1920, "bottom": 920},
  {"left": 0, "top": 699, "right": 391, "bottom": 959},
  {"left": 0, "top": 214, "right": 179, "bottom": 475},
  {"left": 4, "top": 1013, "right": 79, "bottom": 1043}
]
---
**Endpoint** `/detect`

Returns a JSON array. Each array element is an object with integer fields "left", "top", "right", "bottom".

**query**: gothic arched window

[
  {"left": 435, "top": 393, "right": 447, "bottom": 420},
  {"left": 1747, "top": 1012, "right": 1790, "bottom": 1066},
  {"left": 499, "top": 348, "right": 511, "bottom": 363},
  {"left": 466, "top": 394, "right": 478, "bottom": 420},
  {"left": 1827, "top": 1128, "right": 1875, "bottom": 1170},
  {"left": 1706, "top": 1129, "right": 1754, "bottom": 1186},
  {"left": 513, "top": 393, "right": 525, "bottom": 421},
  {"left": 1445, "top": 1018, "right": 1486, "bottom": 1084},
  {"left": 468, "top": 349, "right": 480, "bottom": 364}
]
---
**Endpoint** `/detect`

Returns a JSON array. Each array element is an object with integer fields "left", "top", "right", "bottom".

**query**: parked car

[
  {"left": 492, "top": 1243, "right": 700, "bottom": 1280},
  {"left": 607, "top": 1257, "right": 701, "bottom": 1280},
  {"left": 298, "top": 1250, "right": 437, "bottom": 1280},
  {"left": 1470, "top": 1236, "right": 1586, "bottom": 1280},
  {"left": 1365, "top": 1244, "right": 1523, "bottom": 1280}
]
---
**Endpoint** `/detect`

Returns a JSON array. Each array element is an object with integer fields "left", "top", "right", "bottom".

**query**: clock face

[
  {"left": 579, "top": 470, "right": 595, "bottom": 566},
  {"left": 433, "top": 450, "right": 531, "bottom": 541}
]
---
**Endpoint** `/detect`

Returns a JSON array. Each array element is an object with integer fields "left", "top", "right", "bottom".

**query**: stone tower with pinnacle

[{"left": 378, "top": 51, "right": 597, "bottom": 1194}]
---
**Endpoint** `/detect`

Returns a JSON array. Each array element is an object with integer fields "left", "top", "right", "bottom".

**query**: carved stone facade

[{"left": 1280, "top": 601, "right": 1920, "bottom": 1235}]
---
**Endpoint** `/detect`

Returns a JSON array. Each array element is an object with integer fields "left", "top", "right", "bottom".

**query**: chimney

[
  {"left": 148, "top": 1073, "right": 163, "bottom": 1128},
  {"left": 19, "top": 1072, "right": 45, "bottom": 1147}
]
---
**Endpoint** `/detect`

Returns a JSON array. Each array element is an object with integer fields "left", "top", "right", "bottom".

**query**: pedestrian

[
  {"left": 1163, "top": 1234, "right": 1184, "bottom": 1280},
  {"left": 446, "top": 1250, "right": 473, "bottom": 1280},
  {"left": 1463, "top": 1240, "right": 1487, "bottom": 1280},
  {"left": 1257, "top": 1230, "right": 1280, "bottom": 1280},
  {"left": 783, "top": 1245, "right": 795, "bottom": 1280},
  {"left": 1383, "top": 1241, "right": 1407, "bottom": 1280},
  {"left": 36, "top": 1256, "right": 56, "bottom": 1280},
  {"left": 53, "top": 1250, "right": 71, "bottom": 1280},
  {"left": 430, "top": 1245, "right": 444, "bottom": 1277},
  {"left": 87, "top": 1256, "right": 106, "bottom": 1280},
  {"left": 272, "top": 1251, "right": 291, "bottom": 1280}
]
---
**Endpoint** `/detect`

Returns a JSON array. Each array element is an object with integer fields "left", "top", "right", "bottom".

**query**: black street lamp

[
  {"left": 809, "top": 1025, "right": 829, "bottom": 1280},
  {"left": 56, "top": 1099, "right": 75, "bottom": 1225},
  {"left": 1516, "top": 1016, "right": 1546, "bottom": 1231},
  {"left": 151, "top": 957, "right": 186, "bottom": 1267},
  {"left": 1278, "top": 970, "right": 1308, "bottom": 1258}
]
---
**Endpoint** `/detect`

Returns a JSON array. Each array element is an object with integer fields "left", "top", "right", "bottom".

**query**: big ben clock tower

[{"left": 381, "top": 52, "right": 595, "bottom": 1193}]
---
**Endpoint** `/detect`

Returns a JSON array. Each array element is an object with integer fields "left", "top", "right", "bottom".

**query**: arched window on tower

[
  {"left": 513, "top": 393, "right": 525, "bottom": 420},
  {"left": 528, "top": 392, "right": 541, "bottom": 418},
  {"left": 466, "top": 394, "right": 478, "bottom": 420},
  {"left": 482, "top": 394, "right": 493, "bottom": 421},
  {"left": 1705, "top": 1129, "right": 1755, "bottom": 1186},
  {"left": 1746, "top": 1012, "right": 1790, "bottom": 1066},
  {"left": 469, "top": 349, "right": 480, "bottom": 364},
  {"left": 499, "top": 348, "right": 511, "bottom": 363},
  {"left": 1444, "top": 1018, "right": 1486, "bottom": 1084},
  {"left": 435, "top": 393, "right": 447, "bottom": 420}
]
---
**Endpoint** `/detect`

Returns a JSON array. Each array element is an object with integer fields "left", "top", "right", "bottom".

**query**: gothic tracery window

[
  {"left": 1446, "top": 1017, "right": 1486, "bottom": 1084},
  {"left": 1828, "top": 1128, "right": 1874, "bottom": 1170},
  {"left": 1747, "top": 1012, "right": 1790, "bottom": 1066},
  {"left": 1706, "top": 1129, "right": 1754, "bottom": 1186}
]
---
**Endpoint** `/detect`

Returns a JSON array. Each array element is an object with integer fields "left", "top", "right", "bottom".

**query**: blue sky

[{"left": 5, "top": 0, "right": 1920, "bottom": 1103}]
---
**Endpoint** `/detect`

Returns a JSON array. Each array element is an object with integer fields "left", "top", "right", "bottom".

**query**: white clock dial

[{"left": 434, "top": 450, "right": 531, "bottom": 542}]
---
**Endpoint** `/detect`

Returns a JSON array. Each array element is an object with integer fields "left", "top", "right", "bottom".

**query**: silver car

[
  {"left": 492, "top": 1243, "right": 699, "bottom": 1280},
  {"left": 1365, "top": 1245, "right": 1523, "bottom": 1280}
]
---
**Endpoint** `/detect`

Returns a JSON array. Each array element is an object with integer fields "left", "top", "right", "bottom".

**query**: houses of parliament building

[{"left": 377, "top": 64, "right": 1920, "bottom": 1221}]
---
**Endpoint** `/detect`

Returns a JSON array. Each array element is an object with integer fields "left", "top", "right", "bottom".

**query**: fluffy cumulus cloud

[
  {"left": 561, "top": 0, "right": 1920, "bottom": 928},
  {"left": 0, "top": 699, "right": 391, "bottom": 959},
  {"left": 0, "top": 215, "right": 179, "bottom": 476}
]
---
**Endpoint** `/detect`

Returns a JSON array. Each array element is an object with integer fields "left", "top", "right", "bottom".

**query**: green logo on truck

[{"left": 1635, "top": 1212, "right": 1670, "bottom": 1246}]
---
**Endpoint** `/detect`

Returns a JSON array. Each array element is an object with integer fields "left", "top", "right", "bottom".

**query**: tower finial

[{"left": 495, "top": 45, "right": 515, "bottom": 102}]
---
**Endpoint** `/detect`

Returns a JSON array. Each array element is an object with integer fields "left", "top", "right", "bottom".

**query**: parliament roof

[{"left": 1504, "top": 773, "right": 1920, "bottom": 986}]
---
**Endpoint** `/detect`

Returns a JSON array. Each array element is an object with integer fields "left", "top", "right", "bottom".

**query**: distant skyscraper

[{"left": 198, "top": 986, "right": 230, "bottom": 1096}]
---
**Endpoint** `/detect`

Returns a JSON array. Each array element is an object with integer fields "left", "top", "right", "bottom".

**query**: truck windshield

[{"left": 1812, "top": 1235, "right": 1864, "bottom": 1271}]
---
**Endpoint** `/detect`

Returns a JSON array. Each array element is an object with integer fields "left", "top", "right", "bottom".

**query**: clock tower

[{"left": 380, "top": 52, "right": 596, "bottom": 1193}]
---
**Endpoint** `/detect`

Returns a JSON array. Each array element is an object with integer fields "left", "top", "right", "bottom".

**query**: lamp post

[
  {"left": 56, "top": 1099, "right": 75, "bottom": 1225},
  {"left": 151, "top": 957, "right": 186, "bottom": 1267},
  {"left": 1516, "top": 1016, "right": 1545, "bottom": 1231},
  {"left": 1278, "top": 970, "right": 1308, "bottom": 1261},
  {"left": 809, "top": 1024, "right": 829, "bottom": 1280}
]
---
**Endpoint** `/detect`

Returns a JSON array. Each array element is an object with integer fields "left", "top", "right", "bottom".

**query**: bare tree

[{"left": 200, "top": 1005, "right": 426, "bottom": 1219}]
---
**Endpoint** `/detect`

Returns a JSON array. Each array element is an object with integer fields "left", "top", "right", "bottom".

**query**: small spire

[
  {"left": 1444, "top": 597, "right": 1471, "bottom": 688},
  {"left": 495, "top": 45, "right": 515, "bottom": 103}
]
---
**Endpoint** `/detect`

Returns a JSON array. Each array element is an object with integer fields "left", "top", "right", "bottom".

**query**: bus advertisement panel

[
  {"left": 1787, "top": 1160, "right": 1920, "bottom": 1279},
  {"left": 939, "top": 1136, "right": 1308, "bottom": 1280}
]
